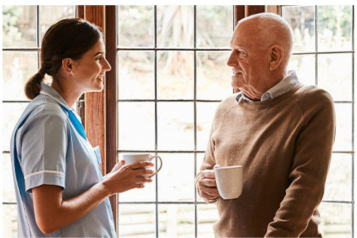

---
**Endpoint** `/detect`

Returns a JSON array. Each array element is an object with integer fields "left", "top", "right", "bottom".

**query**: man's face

[{"left": 227, "top": 22, "right": 269, "bottom": 99}]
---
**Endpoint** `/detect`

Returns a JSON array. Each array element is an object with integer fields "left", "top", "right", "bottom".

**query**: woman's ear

[
  {"left": 268, "top": 44, "right": 284, "bottom": 71},
  {"left": 61, "top": 58, "right": 74, "bottom": 75}
]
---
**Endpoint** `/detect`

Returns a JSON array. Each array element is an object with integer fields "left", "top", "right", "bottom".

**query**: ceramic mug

[
  {"left": 122, "top": 154, "right": 163, "bottom": 178},
  {"left": 214, "top": 165, "right": 243, "bottom": 200}
]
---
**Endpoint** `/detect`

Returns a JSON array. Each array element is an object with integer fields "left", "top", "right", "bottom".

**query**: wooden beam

[
  {"left": 105, "top": 5, "right": 118, "bottom": 233},
  {"left": 234, "top": 5, "right": 245, "bottom": 27},
  {"left": 245, "top": 5, "right": 266, "bottom": 16},
  {"left": 77, "top": 5, "right": 84, "bottom": 19},
  {"left": 84, "top": 6, "right": 106, "bottom": 175},
  {"left": 76, "top": 6, "right": 85, "bottom": 128},
  {"left": 267, "top": 5, "right": 281, "bottom": 15}
]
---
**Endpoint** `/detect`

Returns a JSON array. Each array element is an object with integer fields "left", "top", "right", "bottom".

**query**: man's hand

[{"left": 197, "top": 165, "right": 221, "bottom": 201}]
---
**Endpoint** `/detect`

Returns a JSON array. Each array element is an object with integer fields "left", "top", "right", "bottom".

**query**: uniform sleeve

[
  {"left": 195, "top": 102, "right": 225, "bottom": 204},
  {"left": 265, "top": 92, "right": 336, "bottom": 237},
  {"left": 19, "top": 113, "right": 68, "bottom": 193}
]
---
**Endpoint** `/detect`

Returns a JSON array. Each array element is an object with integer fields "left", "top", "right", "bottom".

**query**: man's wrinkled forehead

[
  {"left": 229, "top": 23, "right": 251, "bottom": 48},
  {"left": 230, "top": 19, "right": 265, "bottom": 49}
]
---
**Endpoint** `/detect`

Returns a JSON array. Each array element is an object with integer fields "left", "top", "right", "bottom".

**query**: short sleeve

[{"left": 19, "top": 113, "right": 68, "bottom": 193}]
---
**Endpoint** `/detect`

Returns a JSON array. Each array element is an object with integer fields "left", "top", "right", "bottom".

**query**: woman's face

[{"left": 71, "top": 38, "right": 111, "bottom": 93}]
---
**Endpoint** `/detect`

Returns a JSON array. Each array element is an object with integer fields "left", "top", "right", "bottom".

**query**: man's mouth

[{"left": 232, "top": 71, "right": 242, "bottom": 75}]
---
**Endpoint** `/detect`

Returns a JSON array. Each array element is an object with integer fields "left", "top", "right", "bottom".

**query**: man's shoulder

[
  {"left": 217, "top": 93, "right": 239, "bottom": 110},
  {"left": 293, "top": 84, "right": 333, "bottom": 102},
  {"left": 291, "top": 84, "right": 334, "bottom": 111},
  {"left": 220, "top": 93, "right": 239, "bottom": 105}
]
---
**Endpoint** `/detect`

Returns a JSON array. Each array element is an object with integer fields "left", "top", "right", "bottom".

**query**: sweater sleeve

[
  {"left": 195, "top": 113, "right": 219, "bottom": 204},
  {"left": 265, "top": 90, "right": 336, "bottom": 237},
  {"left": 195, "top": 98, "right": 231, "bottom": 204}
]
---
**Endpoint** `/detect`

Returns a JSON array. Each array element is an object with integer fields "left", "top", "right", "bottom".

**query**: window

[
  {"left": 282, "top": 5, "right": 354, "bottom": 237},
  {"left": 1, "top": 6, "right": 76, "bottom": 236},
  {"left": 116, "top": 6, "right": 233, "bottom": 237},
  {"left": 3, "top": 5, "right": 354, "bottom": 238}
]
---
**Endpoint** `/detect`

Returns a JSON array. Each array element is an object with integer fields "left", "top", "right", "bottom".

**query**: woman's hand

[
  {"left": 32, "top": 160, "right": 154, "bottom": 234},
  {"left": 102, "top": 160, "right": 154, "bottom": 195}
]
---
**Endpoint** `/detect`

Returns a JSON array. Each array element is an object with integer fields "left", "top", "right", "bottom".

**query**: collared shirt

[
  {"left": 10, "top": 83, "right": 116, "bottom": 237},
  {"left": 236, "top": 70, "right": 300, "bottom": 102}
]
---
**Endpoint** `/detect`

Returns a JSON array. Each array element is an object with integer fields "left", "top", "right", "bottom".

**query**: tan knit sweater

[{"left": 196, "top": 84, "right": 335, "bottom": 237}]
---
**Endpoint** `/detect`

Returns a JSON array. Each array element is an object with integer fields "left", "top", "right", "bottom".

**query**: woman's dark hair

[{"left": 24, "top": 18, "right": 103, "bottom": 99}]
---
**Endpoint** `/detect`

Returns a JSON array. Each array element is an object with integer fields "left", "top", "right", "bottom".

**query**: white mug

[
  {"left": 214, "top": 165, "right": 243, "bottom": 200},
  {"left": 122, "top": 154, "right": 163, "bottom": 178}
]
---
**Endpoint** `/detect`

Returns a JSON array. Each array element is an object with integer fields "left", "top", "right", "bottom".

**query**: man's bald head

[{"left": 233, "top": 13, "right": 294, "bottom": 68}]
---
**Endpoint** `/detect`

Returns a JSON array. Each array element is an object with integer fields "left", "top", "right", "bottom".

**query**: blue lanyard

[{"left": 59, "top": 104, "right": 87, "bottom": 141}]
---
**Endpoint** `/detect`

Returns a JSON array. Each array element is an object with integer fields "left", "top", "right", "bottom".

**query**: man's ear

[
  {"left": 268, "top": 44, "right": 284, "bottom": 71},
  {"left": 61, "top": 58, "right": 74, "bottom": 75}
]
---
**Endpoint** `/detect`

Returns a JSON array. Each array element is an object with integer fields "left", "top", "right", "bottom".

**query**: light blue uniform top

[{"left": 10, "top": 83, "right": 116, "bottom": 237}]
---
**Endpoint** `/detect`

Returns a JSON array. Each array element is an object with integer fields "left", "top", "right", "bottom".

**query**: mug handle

[{"left": 149, "top": 155, "right": 163, "bottom": 177}]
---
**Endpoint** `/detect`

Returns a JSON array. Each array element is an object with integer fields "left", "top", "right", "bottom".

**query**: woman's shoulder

[{"left": 25, "top": 94, "right": 68, "bottom": 123}]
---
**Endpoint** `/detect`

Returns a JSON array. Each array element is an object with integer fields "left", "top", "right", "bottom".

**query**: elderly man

[{"left": 196, "top": 13, "right": 335, "bottom": 237}]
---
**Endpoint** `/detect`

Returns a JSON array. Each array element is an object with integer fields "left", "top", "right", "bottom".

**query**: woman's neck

[{"left": 50, "top": 80, "right": 81, "bottom": 109}]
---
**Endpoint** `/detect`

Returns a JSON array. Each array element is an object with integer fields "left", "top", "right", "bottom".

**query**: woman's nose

[{"left": 103, "top": 58, "right": 111, "bottom": 72}]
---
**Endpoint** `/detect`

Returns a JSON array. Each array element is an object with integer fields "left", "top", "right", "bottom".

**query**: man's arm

[{"left": 265, "top": 92, "right": 335, "bottom": 237}]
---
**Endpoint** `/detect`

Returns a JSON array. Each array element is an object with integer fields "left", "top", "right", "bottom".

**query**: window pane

[
  {"left": 197, "top": 6, "right": 233, "bottom": 48},
  {"left": 318, "top": 53, "right": 352, "bottom": 101},
  {"left": 118, "top": 5, "right": 154, "bottom": 47},
  {"left": 333, "top": 103, "right": 352, "bottom": 151},
  {"left": 288, "top": 54, "right": 315, "bottom": 86},
  {"left": 3, "top": 51, "right": 38, "bottom": 100},
  {"left": 318, "top": 6, "right": 353, "bottom": 52},
  {"left": 118, "top": 102, "right": 155, "bottom": 150},
  {"left": 3, "top": 6, "right": 37, "bottom": 48},
  {"left": 2, "top": 154, "right": 16, "bottom": 203},
  {"left": 323, "top": 154, "right": 351, "bottom": 201},
  {"left": 118, "top": 51, "right": 155, "bottom": 99},
  {"left": 159, "top": 204, "right": 195, "bottom": 238},
  {"left": 157, "top": 51, "right": 194, "bottom": 99},
  {"left": 2, "top": 103, "right": 28, "bottom": 151},
  {"left": 319, "top": 203, "right": 351, "bottom": 237},
  {"left": 118, "top": 154, "right": 156, "bottom": 202},
  {"left": 196, "top": 153, "right": 205, "bottom": 202},
  {"left": 2, "top": 204, "right": 17, "bottom": 238},
  {"left": 39, "top": 5, "right": 75, "bottom": 44},
  {"left": 157, "top": 6, "right": 194, "bottom": 48},
  {"left": 282, "top": 6, "right": 315, "bottom": 52},
  {"left": 119, "top": 204, "right": 156, "bottom": 238},
  {"left": 197, "top": 204, "right": 219, "bottom": 238},
  {"left": 197, "top": 102, "right": 220, "bottom": 151},
  {"left": 157, "top": 102, "right": 194, "bottom": 150},
  {"left": 197, "top": 51, "right": 232, "bottom": 100},
  {"left": 158, "top": 153, "right": 194, "bottom": 202}
]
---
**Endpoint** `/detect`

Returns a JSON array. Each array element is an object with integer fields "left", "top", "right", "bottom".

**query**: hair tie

[{"left": 38, "top": 68, "right": 46, "bottom": 76}]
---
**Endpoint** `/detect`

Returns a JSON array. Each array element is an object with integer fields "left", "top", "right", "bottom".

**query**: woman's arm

[{"left": 33, "top": 161, "right": 153, "bottom": 234}]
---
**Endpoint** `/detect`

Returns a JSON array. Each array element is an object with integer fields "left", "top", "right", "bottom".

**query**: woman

[{"left": 10, "top": 18, "right": 154, "bottom": 237}]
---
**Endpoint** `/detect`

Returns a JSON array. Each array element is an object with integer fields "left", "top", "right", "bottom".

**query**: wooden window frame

[{"left": 79, "top": 5, "right": 267, "bottom": 236}]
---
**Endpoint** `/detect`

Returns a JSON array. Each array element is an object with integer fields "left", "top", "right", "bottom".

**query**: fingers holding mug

[{"left": 122, "top": 154, "right": 163, "bottom": 178}]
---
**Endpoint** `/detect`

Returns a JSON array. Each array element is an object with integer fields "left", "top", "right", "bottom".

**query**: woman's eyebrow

[{"left": 93, "top": 52, "right": 104, "bottom": 57}]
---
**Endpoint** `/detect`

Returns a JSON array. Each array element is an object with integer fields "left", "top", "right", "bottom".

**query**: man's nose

[{"left": 227, "top": 52, "right": 237, "bottom": 67}]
